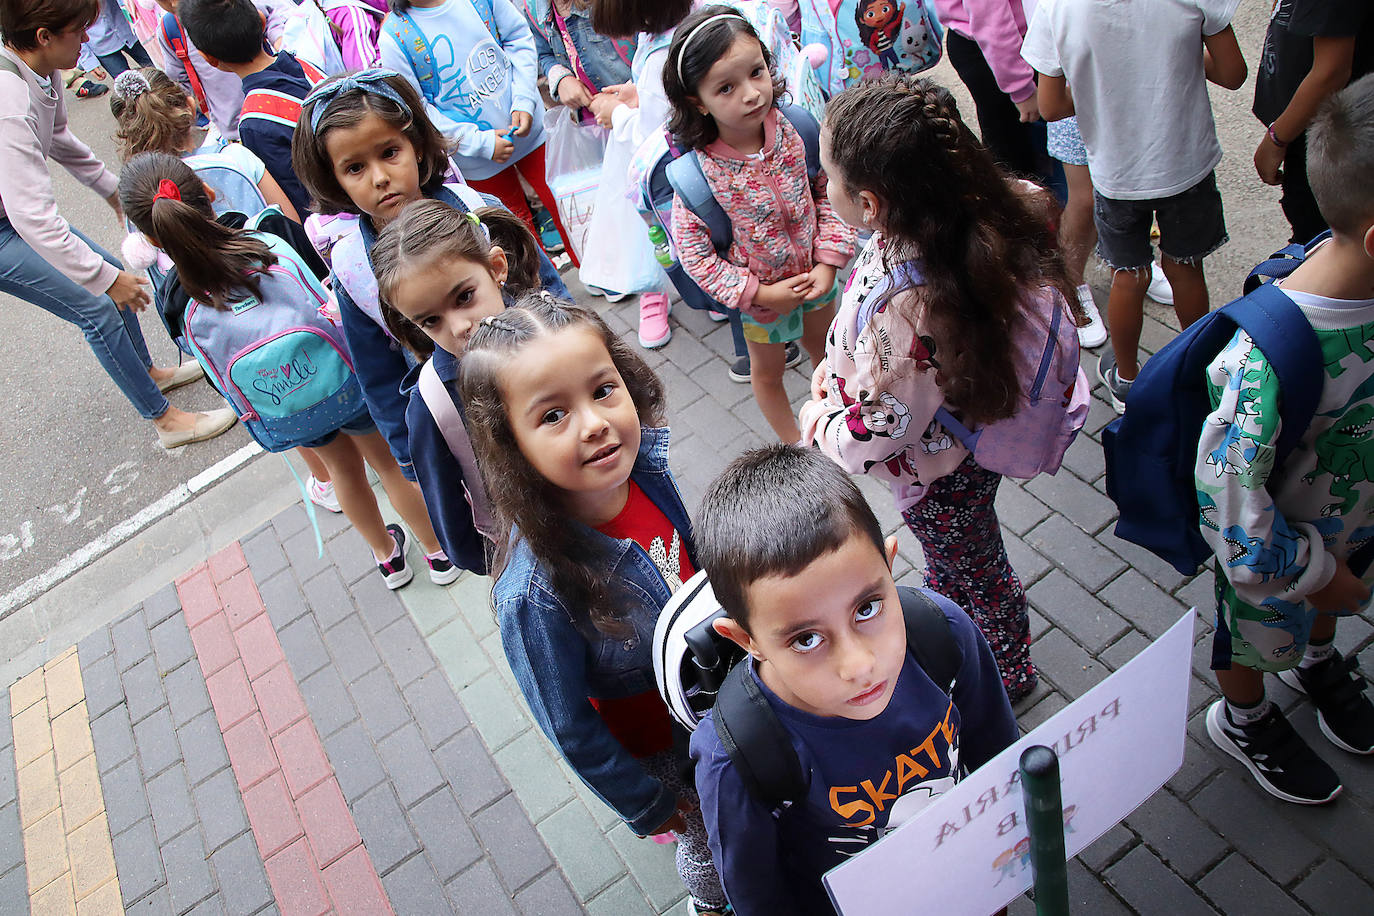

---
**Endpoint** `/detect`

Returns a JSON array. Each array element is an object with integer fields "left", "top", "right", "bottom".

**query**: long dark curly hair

[
  {"left": 458, "top": 296, "right": 668, "bottom": 634},
  {"left": 824, "top": 74, "right": 1078, "bottom": 424}
]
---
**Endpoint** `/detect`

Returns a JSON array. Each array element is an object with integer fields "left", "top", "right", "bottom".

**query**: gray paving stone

[
  {"left": 374, "top": 616, "right": 435, "bottom": 688},
  {"left": 143, "top": 584, "right": 182, "bottom": 627},
  {"left": 80, "top": 652, "right": 124, "bottom": 720},
  {"left": 0, "top": 750, "right": 9, "bottom": 812},
  {"left": 185, "top": 895, "right": 227, "bottom": 916},
  {"left": 1100, "top": 532, "right": 1190, "bottom": 593},
  {"left": 678, "top": 395, "right": 750, "bottom": 454},
  {"left": 408, "top": 788, "right": 483, "bottom": 882},
  {"left": 78, "top": 624, "right": 114, "bottom": 665},
  {"left": 1166, "top": 736, "right": 1224, "bottom": 799},
  {"left": 325, "top": 719, "right": 387, "bottom": 803},
  {"left": 257, "top": 569, "right": 308, "bottom": 631},
  {"left": 150, "top": 614, "right": 196, "bottom": 673},
  {"left": 123, "top": 656, "right": 166, "bottom": 725},
  {"left": 1100, "top": 570, "right": 1189, "bottom": 639},
  {"left": 325, "top": 527, "right": 377, "bottom": 586},
  {"left": 657, "top": 362, "right": 706, "bottom": 414},
  {"left": 322, "top": 617, "right": 382, "bottom": 683},
  {"left": 460, "top": 670, "right": 531, "bottom": 751},
  {"left": 162, "top": 827, "right": 215, "bottom": 914},
  {"left": 147, "top": 763, "right": 196, "bottom": 845},
  {"left": 1026, "top": 468, "right": 1118, "bottom": 534},
  {"left": 350, "top": 666, "right": 409, "bottom": 743},
  {"left": 303, "top": 568, "right": 356, "bottom": 633},
  {"left": 193, "top": 768, "right": 249, "bottom": 853},
  {"left": 209, "top": 831, "right": 274, "bottom": 916},
  {"left": 1027, "top": 516, "right": 1128, "bottom": 593},
  {"left": 113, "top": 606, "right": 153, "bottom": 672},
  {"left": 1082, "top": 394, "right": 1116, "bottom": 438},
  {"left": 402, "top": 668, "right": 468, "bottom": 749},
  {"left": 1190, "top": 772, "right": 1321, "bottom": 886},
  {"left": 495, "top": 731, "right": 576, "bottom": 824},
  {"left": 0, "top": 802, "right": 23, "bottom": 875},
  {"left": 134, "top": 707, "right": 181, "bottom": 779},
  {"left": 298, "top": 667, "right": 357, "bottom": 740},
  {"left": 178, "top": 710, "right": 230, "bottom": 787},
  {"left": 473, "top": 794, "right": 554, "bottom": 892},
  {"left": 1123, "top": 789, "right": 1226, "bottom": 880},
  {"left": 0, "top": 863, "right": 28, "bottom": 914},
  {"left": 585, "top": 876, "right": 656, "bottom": 916},
  {"left": 516, "top": 868, "right": 583, "bottom": 916},
  {"left": 349, "top": 568, "right": 409, "bottom": 634},
  {"left": 241, "top": 527, "right": 289, "bottom": 582},
  {"left": 1017, "top": 690, "right": 1067, "bottom": 733},
  {"left": 101, "top": 756, "right": 150, "bottom": 835},
  {"left": 114, "top": 818, "right": 167, "bottom": 905},
  {"left": 126, "top": 886, "right": 173, "bottom": 914},
  {"left": 606, "top": 822, "right": 684, "bottom": 913},
  {"left": 281, "top": 526, "right": 332, "bottom": 583},
  {"left": 1197, "top": 854, "right": 1306, "bottom": 916},
  {"left": 1062, "top": 859, "right": 1132, "bottom": 915},
  {"left": 274, "top": 615, "right": 329, "bottom": 682},
  {"left": 1061, "top": 432, "right": 1106, "bottom": 482},
  {"left": 1003, "top": 531, "right": 1052, "bottom": 585},
  {"left": 1103, "top": 845, "right": 1216, "bottom": 916},
  {"left": 377, "top": 723, "right": 445, "bottom": 806},
  {"left": 163, "top": 659, "right": 212, "bottom": 729},
  {"left": 1294, "top": 858, "right": 1374, "bottom": 914},
  {"left": 352, "top": 784, "right": 420, "bottom": 875},
  {"left": 535, "top": 800, "right": 624, "bottom": 900},
  {"left": 272, "top": 503, "right": 311, "bottom": 540},
  {"left": 993, "top": 480, "right": 1052, "bottom": 536},
  {"left": 1026, "top": 571, "right": 1131, "bottom": 654},
  {"left": 436, "top": 728, "right": 510, "bottom": 815},
  {"left": 1100, "top": 630, "right": 1150, "bottom": 671},
  {"left": 447, "top": 860, "right": 518, "bottom": 914},
  {"left": 1031, "top": 628, "right": 1110, "bottom": 699},
  {"left": 382, "top": 851, "right": 453, "bottom": 913},
  {"left": 91, "top": 704, "right": 137, "bottom": 772},
  {"left": 1075, "top": 823, "right": 1136, "bottom": 872},
  {"left": 1175, "top": 568, "right": 1217, "bottom": 614}
]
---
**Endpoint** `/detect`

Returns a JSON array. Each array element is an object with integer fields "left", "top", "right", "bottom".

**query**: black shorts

[{"left": 1093, "top": 171, "right": 1228, "bottom": 271}]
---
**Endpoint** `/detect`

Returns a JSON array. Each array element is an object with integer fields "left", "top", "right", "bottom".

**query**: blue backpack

[
  {"left": 183, "top": 214, "right": 365, "bottom": 453},
  {"left": 1101, "top": 237, "right": 1327, "bottom": 575}
]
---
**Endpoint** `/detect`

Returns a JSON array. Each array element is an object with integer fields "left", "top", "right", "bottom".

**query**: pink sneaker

[{"left": 638, "top": 293, "right": 671, "bottom": 349}]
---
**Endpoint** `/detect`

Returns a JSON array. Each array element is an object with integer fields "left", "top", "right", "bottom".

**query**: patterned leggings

[
  {"left": 902, "top": 456, "right": 1037, "bottom": 701},
  {"left": 639, "top": 751, "right": 728, "bottom": 910}
]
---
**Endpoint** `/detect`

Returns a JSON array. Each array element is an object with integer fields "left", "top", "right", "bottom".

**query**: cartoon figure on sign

[{"left": 855, "top": 0, "right": 904, "bottom": 69}]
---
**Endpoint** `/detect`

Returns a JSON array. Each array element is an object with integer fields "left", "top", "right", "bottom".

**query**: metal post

[{"left": 1019, "top": 745, "right": 1070, "bottom": 916}]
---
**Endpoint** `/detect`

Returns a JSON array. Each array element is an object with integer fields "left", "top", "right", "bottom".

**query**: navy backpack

[{"left": 1102, "top": 237, "right": 1327, "bottom": 575}]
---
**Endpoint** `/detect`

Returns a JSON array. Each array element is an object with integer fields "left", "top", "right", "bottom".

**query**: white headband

[{"left": 675, "top": 13, "right": 750, "bottom": 84}]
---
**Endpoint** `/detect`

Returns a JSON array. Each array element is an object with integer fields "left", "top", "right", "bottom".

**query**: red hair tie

[{"left": 152, "top": 179, "right": 181, "bottom": 204}]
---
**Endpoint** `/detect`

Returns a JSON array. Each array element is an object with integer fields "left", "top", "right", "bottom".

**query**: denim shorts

[
  {"left": 1093, "top": 171, "right": 1228, "bottom": 271},
  {"left": 300, "top": 407, "right": 376, "bottom": 448}
]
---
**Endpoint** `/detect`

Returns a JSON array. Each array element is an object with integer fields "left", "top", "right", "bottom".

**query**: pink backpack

[{"left": 933, "top": 285, "right": 1089, "bottom": 479}]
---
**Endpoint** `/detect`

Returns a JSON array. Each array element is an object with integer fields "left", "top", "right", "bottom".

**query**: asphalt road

[{"left": 0, "top": 0, "right": 1287, "bottom": 598}]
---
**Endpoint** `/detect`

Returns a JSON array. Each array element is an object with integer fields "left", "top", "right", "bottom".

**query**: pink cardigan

[
  {"left": 0, "top": 48, "right": 120, "bottom": 296},
  {"left": 671, "top": 109, "right": 855, "bottom": 314},
  {"left": 933, "top": 0, "right": 1036, "bottom": 104}
]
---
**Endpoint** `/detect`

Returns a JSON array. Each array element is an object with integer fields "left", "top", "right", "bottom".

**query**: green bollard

[{"left": 1019, "top": 745, "right": 1070, "bottom": 916}]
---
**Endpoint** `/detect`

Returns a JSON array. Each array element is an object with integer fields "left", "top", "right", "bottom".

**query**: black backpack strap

[
  {"left": 713, "top": 660, "right": 806, "bottom": 811},
  {"left": 898, "top": 586, "right": 961, "bottom": 692}
]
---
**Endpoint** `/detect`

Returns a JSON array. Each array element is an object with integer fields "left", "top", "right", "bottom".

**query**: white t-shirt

[{"left": 1021, "top": 0, "right": 1240, "bottom": 200}]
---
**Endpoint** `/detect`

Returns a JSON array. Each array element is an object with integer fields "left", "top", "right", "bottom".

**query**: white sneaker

[
  {"left": 1147, "top": 261, "right": 1174, "bottom": 305},
  {"left": 1075, "top": 284, "right": 1107, "bottom": 349},
  {"left": 307, "top": 476, "right": 341, "bottom": 513}
]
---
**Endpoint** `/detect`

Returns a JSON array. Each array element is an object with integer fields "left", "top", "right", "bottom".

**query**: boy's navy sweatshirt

[
  {"left": 400, "top": 345, "right": 488, "bottom": 574},
  {"left": 237, "top": 52, "right": 316, "bottom": 217},
  {"left": 690, "top": 594, "right": 1018, "bottom": 916}
]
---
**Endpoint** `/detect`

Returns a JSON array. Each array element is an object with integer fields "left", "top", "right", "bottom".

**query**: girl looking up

[
  {"left": 665, "top": 6, "right": 855, "bottom": 443},
  {"left": 459, "top": 297, "right": 728, "bottom": 916}
]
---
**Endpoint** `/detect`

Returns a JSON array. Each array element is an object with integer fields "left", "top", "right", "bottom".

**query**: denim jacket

[
  {"left": 494, "top": 426, "right": 691, "bottom": 835},
  {"left": 523, "top": 0, "right": 634, "bottom": 97}
]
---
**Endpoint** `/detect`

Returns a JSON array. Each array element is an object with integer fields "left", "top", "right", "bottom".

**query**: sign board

[{"left": 824, "top": 611, "right": 1197, "bottom": 915}]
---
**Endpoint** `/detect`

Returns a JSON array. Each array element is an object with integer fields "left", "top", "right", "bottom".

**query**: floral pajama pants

[
  {"left": 902, "top": 455, "right": 1037, "bottom": 701},
  {"left": 639, "top": 751, "right": 728, "bottom": 910}
]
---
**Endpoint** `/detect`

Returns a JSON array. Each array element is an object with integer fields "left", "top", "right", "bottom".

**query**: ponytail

[{"left": 118, "top": 152, "right": 277, "bottom": 311}]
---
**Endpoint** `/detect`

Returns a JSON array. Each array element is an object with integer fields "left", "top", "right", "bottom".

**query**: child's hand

[
  {"left": 589, "top": 92, "right": 619, "bottom": 128},
  {"left": 492, "top": 132, "right": 515, "bottom": 163},
  {"left": 509, "top": 111, "right": 533, "bottom": 138},
  {"left": 605, "top": 81, "right": 639, "bottom": 109},
  {"left": 556, "top": 75, "right": 593, "bottom": 110},
  {"left": 1014, "top": 95, "right": 1040, "bottom": 123},
  {"left": 791, "top": 264, "right": 836, "bottom": 302},
  {"left": 1308, "top": 560, "right": 1371, "bottom": 615},
  {"left": 810, "top": 360, "right": 828, "bottom": 401},
  {"left": 1254, "top": 133, "right": 1285, "bottom": 186},
  {"left": 755, "top": 279, "right": 806, "bottom": 315}
]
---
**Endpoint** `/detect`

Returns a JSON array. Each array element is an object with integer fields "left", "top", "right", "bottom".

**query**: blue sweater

[
  {"left": 237, "top": 52, "right": 315, "bottom": 216},
  {"left": 690, "top": 594, "right": 1019, "bottom": 916}
]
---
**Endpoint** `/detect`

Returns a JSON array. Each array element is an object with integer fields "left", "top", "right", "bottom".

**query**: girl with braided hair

[{"left": 800, "top": 74, "right": 1082, "bottom": 702}]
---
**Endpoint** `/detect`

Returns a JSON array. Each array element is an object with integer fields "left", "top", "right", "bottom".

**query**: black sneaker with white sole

[
  {"left": 377, "top": 524, "right": 414, "bottom": 590},
  {"left": 1097, "top": 350, "right": 1133, "bottom": 414},
  {"left": 425, "top": 553, "right": 462, "bottom": 586},
  {"left": 1277, "top": 652, "right": 1374, "bottom": 755},
  {"left": 728, "top": 341, "right": 803, "bottom": 383},
  {"left": 1205, "top": 700, "right": 1341, "bottom": 805}
]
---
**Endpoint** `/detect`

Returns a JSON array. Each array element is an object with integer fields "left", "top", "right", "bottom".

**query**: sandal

[{"left": 74, "top": 80, "right": 109, "bottom": 99}]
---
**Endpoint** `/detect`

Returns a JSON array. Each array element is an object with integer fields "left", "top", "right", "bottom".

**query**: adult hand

[
  {"left": 589, "top": 92, "right": 619, "bottom": 128},
  {"left": 1307, "top": 560, "right": 1371, "bottom": 615},
  {"left": 509, "top": 111, "right": 533, "bottom": 138},
  {"left": 108, "top": 270, "right": 150, "bottom": 312},
  {"left": 556, "top": 75, "right": 593, "bottom": 110},
  {"left": 605, "top": 81, "right": 638, "bottom": 109},
  {"left": 1015, "top": 95, "right": 1040, "bottom": 123},
  {"left": 492, "top": 132, "right": 515, "bottom": 163},
  {"left": 106, "top": 191, "right": 124, "bottom": 225},
  {"left": 1254, "top": 133, "right": 1285, "bottom": 186}
]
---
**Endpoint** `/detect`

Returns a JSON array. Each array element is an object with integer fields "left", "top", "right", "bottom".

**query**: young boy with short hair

[
  {"left": 691, "top": 445, "right": 1018, "bottom": 915},
  {"left": 179, "top": 0, "right": 316, "bottom": 214},
  {"left": 1198, "top": 74, "right": 1374, "bottom": 806}
]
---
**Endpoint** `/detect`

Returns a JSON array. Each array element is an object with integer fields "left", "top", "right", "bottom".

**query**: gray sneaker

[{"left": 1097, "top": 350, "right": 1133, "bottom": 414}]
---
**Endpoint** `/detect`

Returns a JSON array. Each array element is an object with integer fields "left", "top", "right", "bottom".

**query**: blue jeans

[
  {"left": 95, "top": 41, "right": 153, "bottom": 78},
  {"left": 0, "top": 217, "right": 169, "bottom": 419}
]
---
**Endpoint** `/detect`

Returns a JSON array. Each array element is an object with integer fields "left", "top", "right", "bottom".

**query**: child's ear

[
  {"left": 713, "top": 617, "right": 760, "bottom": 659},
  {"left": 688, "top": 95, "right": 708, "bottom": 116},
  {"left": 488, "top": 245, "right": 509, "bottom": 286},
  {"left": 200, "top": 50, "right": 226, "bottom": 71},
  {"left": 859, "top": 189, "right": 883, "bottom": 228},
  {"left": 883, "top": 535, "right": 898, "bottom": 571},
  {"left": 1363, "top": 223, "right": 1374, "bottom": 261}
]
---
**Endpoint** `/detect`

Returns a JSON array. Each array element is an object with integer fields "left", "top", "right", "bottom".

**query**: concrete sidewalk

[{"left": 0, "top": 282, "right": 1370, "bottom": 915}]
